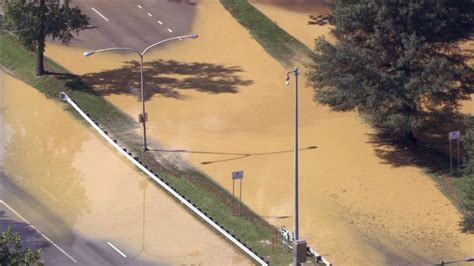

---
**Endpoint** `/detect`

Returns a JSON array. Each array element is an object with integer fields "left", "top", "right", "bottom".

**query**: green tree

[
  {"left": 308, "top": 0, "right": 474, "bottom": 141},
  {"left": 462, "top": 115, "right": 474, "bottom": 232},
  {"left": 3, "top": 0, "right": 89, "bottom": 75},
  {"left": 0, "top": 226, "right": 42, "bottom": 265}
]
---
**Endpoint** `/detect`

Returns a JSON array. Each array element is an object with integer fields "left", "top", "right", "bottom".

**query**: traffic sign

[
  {"left": 448, "top": 130, "right": 461, "bottom": 175},
  {"left": 232, "top": 170, "right": 244, "bottom": 180},
  {"left": 449, "top": 131, "right": 461, "bottom": 140},
  {"left": 232, "top": 170, "right": 244, "bottom": 216}
]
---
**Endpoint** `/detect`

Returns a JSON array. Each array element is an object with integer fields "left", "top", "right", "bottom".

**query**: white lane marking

[
  {"left": 167, "top": 28, "right": 173, "bottom": 33},
  {"left": 107, "top": 242, "right": 127, "bottom": 258},
  {"left": 0, "top": 200, "right": 78, "bottom": 263},
  {"left": 91, "top": 7, "right": 109, "bottom": 22},
  {"left": 157, "top": 20, "right": 163, "bottom": 25},
  {"left": 147, "top": 12, "right": 153, "bottom": 17},
  {"left": 40, "top": 186, "right": 58, "bottom": 202},
  {"left": 137, "top": 4, "right": 142, "bottom": 9}
]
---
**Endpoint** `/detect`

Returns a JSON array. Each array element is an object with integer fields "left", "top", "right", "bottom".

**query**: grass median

[
  {"left": 220, "top": 0, "right": 313, "bottom": 68},
  {"left": 0, "top": 32, "right": 293, "bottom": 265}
]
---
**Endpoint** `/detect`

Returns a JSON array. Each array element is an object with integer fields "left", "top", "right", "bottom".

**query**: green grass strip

[
  {"left": 0, "top": 32, "right": 293, "bottom": 265},
  {"left": 220, "top": 0, "right": 313, "bottom": 68}
]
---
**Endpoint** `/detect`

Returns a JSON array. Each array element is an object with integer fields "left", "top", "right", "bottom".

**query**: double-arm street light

[{"left": 83, "top": 34, "right": 199, "bottom": 151}]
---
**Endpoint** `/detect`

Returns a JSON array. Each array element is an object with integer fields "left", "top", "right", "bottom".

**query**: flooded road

[
  {"left": 0, "top": 70, "right": 250, "bottom": 265},
  {"left": 44, "top": 0, "right": 474, "bottom": 265},
  {"left": 250, "top": 0, "right": 334, "bottom": 49}
]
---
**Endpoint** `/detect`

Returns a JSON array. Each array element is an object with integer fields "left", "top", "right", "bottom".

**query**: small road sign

[
  {"left": 232, "top": 170, "right": 244, "bottom": 180},
  {"left": 232, "top": 170, "right": 244, "bottom": 216},
  {"left": 448, "top": 130, "right": 461, "bottom": 175},
  {"left": 449, "top": 131, "right": 461, "bottom": 140}
]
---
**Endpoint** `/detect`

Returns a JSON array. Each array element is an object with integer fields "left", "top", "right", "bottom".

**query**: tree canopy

[
  {"left": 309, "top": 0, "right": 474, "bottom": 140},
  {"left": 3, "top": 0, "right": 89, "bottom": 75},
  {"left": 0, "top": 226, "right": 42, "bottom": 265}
]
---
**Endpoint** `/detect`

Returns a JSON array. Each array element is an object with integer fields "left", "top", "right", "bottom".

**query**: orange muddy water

[
  {"left": 250, "top": 0, "right": 334, "bottom": 49},
  {"left": 44, "top": 0, "right": 473, "bottom": 265},
  {"left": 1, "top": 71, "right": 249, "bottom": 265}
]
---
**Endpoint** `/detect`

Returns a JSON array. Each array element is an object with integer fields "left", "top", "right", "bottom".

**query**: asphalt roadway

[
  {"left": 69, "top": 0, "right": 196, "bottom": 50},
  {"left": 0, "top": 173, "right": 158, "bottom": 266},
  {"left": 1, "top": 1, "right": 196, "bottom": 265}
]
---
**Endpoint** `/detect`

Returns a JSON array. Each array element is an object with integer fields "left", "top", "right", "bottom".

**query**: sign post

[
  {"left": 232, "top": 170, "right": 244, "bottom": 216},
  {"left": 449, "top": 131, "right": 461, "bottom": 175}
]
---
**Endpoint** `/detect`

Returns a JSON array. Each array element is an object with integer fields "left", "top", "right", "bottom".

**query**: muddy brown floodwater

[
  {"left": 250, "top": 0, "right": 334, "bottom": 48},
  {"left": 45, "top": 0, "right": 473, "bottom": 265},
  {"left": 1, "top": 70, "right": 250, "bottom": 265}
]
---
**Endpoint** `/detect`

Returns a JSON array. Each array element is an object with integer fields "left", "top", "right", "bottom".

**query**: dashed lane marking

[
  {"left": 91, "top": 7, "right": 109, "bottom": 22},
  {"left": 107, "top": 242, "right": 127, "bottom": 258},
  {"left": 0, "top": 200, "right": 78, "bottom": 263}
]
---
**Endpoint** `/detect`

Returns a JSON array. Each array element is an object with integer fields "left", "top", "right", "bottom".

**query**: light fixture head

[
  {"left": 190, "top": 34, "right": 199, "bottom": 39},
  {"left": 59, "top": 91, "right": 69, "bottom": 101},
  {"left": 83, "top": 50, "right": 95, "bottom": 57},
  {"left": 285, "top": 74, "right": 290, "bottom": 86}
]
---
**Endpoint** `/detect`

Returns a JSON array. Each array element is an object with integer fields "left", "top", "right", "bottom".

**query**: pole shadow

[
  {"left": 149, "top": 146, "right": 318, "bottom": 165},
  {"left": 168, "top": 0, "right": 196, "bottom": 5}
]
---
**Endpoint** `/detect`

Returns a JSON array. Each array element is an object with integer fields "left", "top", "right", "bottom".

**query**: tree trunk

[
  {"left": 36, "top": 35, "right": 45, "bottom": 75},
  {"left": 405, "top": 131, "right": 418, "bottom": 144},
  {"left": 36, "top": 0, "right": 46, "bottom": 76}
]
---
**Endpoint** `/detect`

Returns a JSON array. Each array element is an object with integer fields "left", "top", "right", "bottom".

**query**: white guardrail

[{"left": 60, "top": 92, "right": 268, "bottom": 266}]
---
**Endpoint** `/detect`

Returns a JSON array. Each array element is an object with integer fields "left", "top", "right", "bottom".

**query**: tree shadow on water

[
  {"left": 82, "top": 60, "right": 253, "bottom": 100},
  {"left": 367, "top": 114, "right": 468, "bottom": 176}
]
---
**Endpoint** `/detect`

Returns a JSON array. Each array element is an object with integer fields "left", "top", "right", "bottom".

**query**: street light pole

[
  {"left": 83, "top": 34, "right": 199, "bottom": 151},
  {"left": 294, "top": 67, "right": 300, "bottom": 241},
  {"left": 139, "top": 54, "right": 147, "bottom": 150},
  {"left": 286, "top": 66, "right": 300, "bottom": 241},
  {"left": 286, "top": 67, "right": 306, "bottom": 266}
]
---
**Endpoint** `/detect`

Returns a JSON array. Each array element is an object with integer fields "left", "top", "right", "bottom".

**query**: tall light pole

[
  {"left": 286, "top": 66, "right": 300, "bottom": 240},
  {"left": 83, "top": 34, "right": 199, "bottom": 151},
  {"left": 286, "top": 67, "right": 306, "bottom": 265}
]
